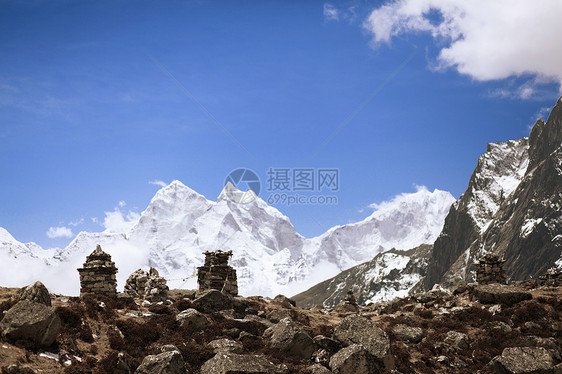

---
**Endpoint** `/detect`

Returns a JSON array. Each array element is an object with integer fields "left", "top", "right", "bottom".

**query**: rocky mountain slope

[
  {"left": 1, "top": 279, "right": 561, "bottom": 373},
  {"left": 0, "top": 182, "right": 454, "bottom": 298},
  {"left": 424, "top": 97, "right": 562, "bottom": 290}
]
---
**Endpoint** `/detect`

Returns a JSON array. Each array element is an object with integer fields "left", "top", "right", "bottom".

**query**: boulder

[
  {"left": 491, "top": 347, "right": 554, "bottom": 374},
  {"left": 175, "top": 308, "right": 211, "bottom": 330},
  {"left": 333, "top": 315, "right": 393, "bottom": 369},
  {"left": 309, "top": 364, "right": 332, "bottom": 374},
  {"left": 473, "top": 284, "right": 532, "bottom": 306},
  {"left": 200, "top": 353, "right": 288, "bottom": 374},
  {"left": 135, "top": 349, "right": 186, "bottom": 374},
  {"left": 0, "top": 300, "right": 61, "bottom": 347},
  {"left": 267, "top": 309, "right": 292, "bottom": 323},
  {"left": 263, "top": 318, "right": 314, "bottom": 358},
  {"left": 13, "top": 281, "right": 51, "bottom": 306},
  {"left": 209, "top": 338, "right": 243, "bottom": 354},
  {"left": 313, "top": 334, "right": 342, "bottom": 353},
  {"left": 329, "top": 344, "right": 381, "bottom": 374},
  {"left": 272, "top": 295, "right": 296, "bottom": 308},
  {"left": 391, "top": 324, "right": 423, "bottom": 343},
  {"left": 334, "top": 302, "right": 360, "bottom": 313},
  {"left": 444, "top": 331, "right": 470, "bottom": 352},
  {"left": 193, "top": 289, "right": 234, "bottom": 313},
  {"left": 452, "top": 280, "right": 468, "bottom": 295}
]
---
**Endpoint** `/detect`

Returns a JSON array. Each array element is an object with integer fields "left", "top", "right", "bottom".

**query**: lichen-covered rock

[
  {"left": 175, "top": 308, "right": 211, "bottom": 330},
  {"left": 263, "top": 318, "right": 314, "bottom": 358},
  {"left": 333, "top": 315, "right": 393, "bottom": 369},
  {"left": 13, "top": 281, "right": 51, "bottom": 306},
  {"left": 444, "top": 331, "right": 470, "bottom": 352},
  {"left": 125, "top": 267, "right": 169, "bottom": 302},
  {"left": 135, "top": 349, "right": 186, "bottom": 374},
  {"left": 200, "top": 353, "right": 288, "bottom": 374},
  {"left": 391, "top": 324, "right": 423, "bottom": 343},
  {"left": 473, "top": 284, "right": 532, "bottom": 306},
  {"left": 193, "top": 289, "right": 234, "bottom": 313},
  {"left": 309, "top": 364, "right": 332, "bottom": 374},
  {"left": 329, "top": 344, "right": 380, "bottom": 374},
  {"left": 490, "top": 346, "right": 554, "bottom": 374},
  {"left": 0, "top": 300, "right": 60, "bottom": 347},
  {"left": 209, "top": 338, "right": 243, "bottom": 354},
  {"left": 266, "top": 309, "right": 292, "bottom": 323}
]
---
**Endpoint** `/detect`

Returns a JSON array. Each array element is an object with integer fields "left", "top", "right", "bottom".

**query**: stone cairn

[
  {"left": 124, "top": 267, "right": 169, "bottom": 302},
  {"left": 77, "top": 245, "right": 118, "bottom": 296},
  {"left": 197, "top": 250, "right": 238, "bottom": 296},
  {"left": 539, "top": 267, "right": 562, "bottom": 287},
  {"left": 334, "top": 289, "right": 360, "bottom": 313},
  {"left": 476, "top": 253, "right": 506, "bottom": 284}
]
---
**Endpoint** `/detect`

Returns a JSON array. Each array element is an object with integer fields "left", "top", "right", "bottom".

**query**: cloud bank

[
  {"left": 46, "top": 226, "right": 73, "bottom": 238},
  {"left": 364, "top": 0, "right": 562, "bottom": 96}
]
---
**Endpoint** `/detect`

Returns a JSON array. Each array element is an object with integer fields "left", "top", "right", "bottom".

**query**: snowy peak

[{"left": 529, "top": 96, "right": 562, "bottom": 169}]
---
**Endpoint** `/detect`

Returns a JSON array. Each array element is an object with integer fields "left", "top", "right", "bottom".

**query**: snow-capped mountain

[{"left": 0, "top": 181, "right": 454, "bottom": 297}]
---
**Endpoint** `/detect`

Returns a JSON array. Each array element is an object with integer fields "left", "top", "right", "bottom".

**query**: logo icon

[{"left": 224, "top": 168, "right": 261, "bottom": 204}]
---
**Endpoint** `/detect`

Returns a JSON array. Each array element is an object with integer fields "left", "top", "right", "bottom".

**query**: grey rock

[
  {"left": 333, "top": 315, "right": 393, "bottom": 369},
  {"left": 313, "top": 334, "right": 342, "bottom": 353},
  {"left": 273, "top": 294, "right": 296, "bottom": 308},
  {"left": 193, "top": 289, "right": 234, "bottom": 313},
  {"left": 135, "top": 350, "right": 186, "bottom": 374},
  {"left": 200, "top": 353, "right": 288, "bottom": 374},
  {"left": 267, "top": 309, "right": 292, "bottom": 323},
  {"left": 391, "top": 324, "right": 423, "bottom": 343},
  {"left": 453, "top": 280, "right": 468, "bottom": 295},
  {"left": 263, "top": 318, "right": 314, "bottom": 358},
  {"left": 209, "top": 338, "right": 243, "bottom": 354},
  {"left": 175, "top": 308, "right": 211, "bottom": 330},
  {"left": 444, "top": 331, "right": 470, "bottom": 352},
  {"left": 13, "top": 281, "right": 51, "bottom": 306},
  {"left": 0, "top": 300, "right": 61, "bottom": 347},
  {"left": 491, "top": 347, "right": 554, "bottom": 374},
  {"left": 329, "top": 344, "right": 380, "bottom": 374},
  {"left": 473, "top": 284, "right": 532, "bottom": 306},
  {"left": 334, "top": 302, "right": 360, "bottom": 313},
  {"left": 310, "top": 364, "right": 332, "bottom": 374}
]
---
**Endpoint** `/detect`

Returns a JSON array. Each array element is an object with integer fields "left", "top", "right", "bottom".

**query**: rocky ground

[{"left": 0, "top": 282, "right": 561, "bottom": 374}]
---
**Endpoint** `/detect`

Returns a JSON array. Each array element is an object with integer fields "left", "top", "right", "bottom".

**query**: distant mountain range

[
  {"left": 0, "top": 178, "right": 454, "bottom": 297},
  {"left": 294, "top": 97, "right": 562, "bottom": 308}
]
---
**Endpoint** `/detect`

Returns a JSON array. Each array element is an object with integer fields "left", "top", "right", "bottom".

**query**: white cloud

[
  {"left": 149, "top": 180, "right": 167, "bottom": 188},
  {"left": 46, "top": 226, "right": 73, "bottom": 239},
  {"left": 535, "top": 106, "right": 551, "bottom": 121},
  {"left": 323, "top": 3, "right": 339, "bottom": 21},
  {"left": 118, "top": 200, "right": 126, "bottom": 208},
  {"left": 364, "top": 0, "right": 562, "bottom": 94},
  {"left": 103, "top": 209, "right": 140, "bottom": 234}
]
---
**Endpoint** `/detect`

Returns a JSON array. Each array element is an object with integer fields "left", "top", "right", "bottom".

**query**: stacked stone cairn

[
  {"left": 476, "top": 253, "right": 506, "bottom": 284},
  {"left": 77, "top": 245, "right": 118, "bottom": 296},
  {"left": 539, "top": 267, "right": 562, "bottom": 287},
  {"left": 334, "top": 289, "right": 360, "bottom": 313},
  {"left": 197, "top": 250, "right": 238, "bottom": 296},
  {"left": 124, "top": 267, "right": 169, "bottom": 302}
]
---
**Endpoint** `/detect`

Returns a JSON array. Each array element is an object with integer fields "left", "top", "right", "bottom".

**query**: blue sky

[{"left": 1, "top": 0, "right": 561, "bottom": 248}]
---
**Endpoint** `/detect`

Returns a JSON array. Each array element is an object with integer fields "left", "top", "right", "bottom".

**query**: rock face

[
  {"left": 0, "top": 300, "right": 60, "bottom": 347},
  {"left": 13, "top": 281, "right": 51, "bottom": 306},
  {"left": 197, "top": 250, "right": 238, "bottom": 296},
  {"left": 77, "top": 245, "right": 118, "bottom": 296},
  {"left": 263, "top": 318, "right": 314, "bottom": 359},
  {"left": 422, "top": 97, "right": 562, "bottom": 290},
  {"left": 125, "top": 267, "right": 169, "bottom": 302},
  {"left": 293, "top": 245, "right": 432, "bottom": 308},
  {"left": 473, "top": 284, "right": 532, "bottom": 306},
  {"left": 200, "top": 353, "right": 287, "bottom": 374},
  {"left": 329, "top": 344, "right": 380, "bottom": 374},
  {"left": 491, "top": 347, "right": 554, "bottom": 374},
  {"left": 539, "top": 267, "right": 562, "bottom": 286},
  {"left": 333, "top": 315, "right": 393, "bottom": 369},
  {"left": 135, "top": 348, "right": 186, "bottom": 374}
]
